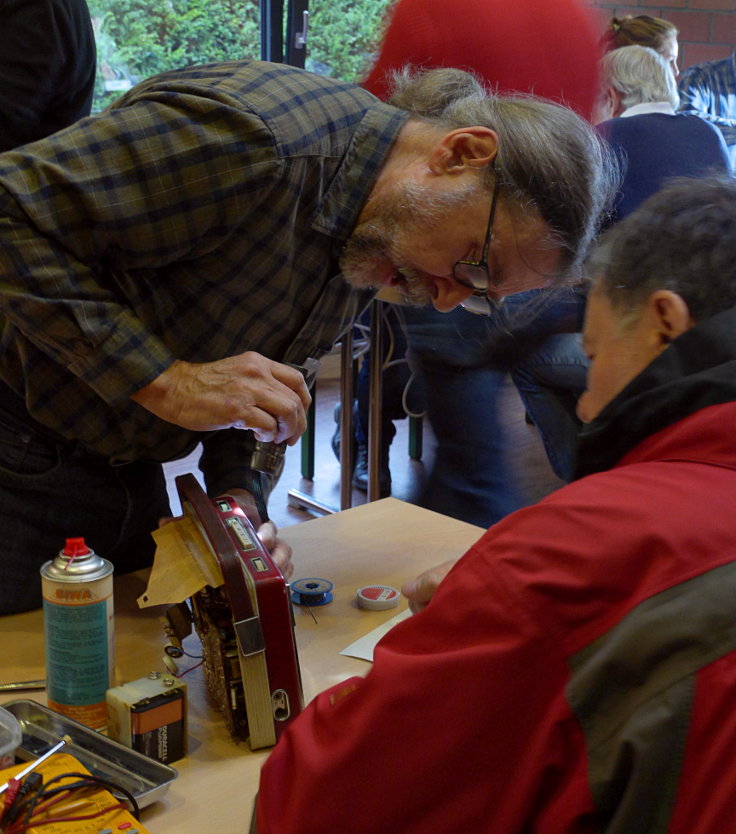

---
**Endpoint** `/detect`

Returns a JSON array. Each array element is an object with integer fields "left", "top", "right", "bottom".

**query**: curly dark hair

[{"left": 588, "top": 177, "right": 736, "bottom": 321}]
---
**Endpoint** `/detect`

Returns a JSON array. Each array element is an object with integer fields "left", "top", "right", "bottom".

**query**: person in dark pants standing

[{"left": 346, "top": 0, "right": 604, "bottom": 523}]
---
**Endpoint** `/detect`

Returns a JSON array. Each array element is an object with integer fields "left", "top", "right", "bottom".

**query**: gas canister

[{"left": 40, "top": 537, "right": 114, "bottom": 730}]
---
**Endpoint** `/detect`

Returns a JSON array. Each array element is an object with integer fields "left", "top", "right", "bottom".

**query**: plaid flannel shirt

[
  {"left": 678, "top": 52, "right": 736, "bottom": 166},
  {"left": 0, "top": 60, "right": 407, "bottom": 491}
]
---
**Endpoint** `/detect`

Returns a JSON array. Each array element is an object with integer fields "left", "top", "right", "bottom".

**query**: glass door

[{"left": 88, "top": 0, "right": 393, "bottom": 112}]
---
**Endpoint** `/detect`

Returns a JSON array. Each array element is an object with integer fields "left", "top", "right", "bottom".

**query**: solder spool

[{"left": 291, "top": 578, "right": 334, "bottom": 606}]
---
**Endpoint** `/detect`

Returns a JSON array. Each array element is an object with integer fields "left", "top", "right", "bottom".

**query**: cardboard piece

[{"left": 137, "top": 517, "right": 223, "bottom": 608}]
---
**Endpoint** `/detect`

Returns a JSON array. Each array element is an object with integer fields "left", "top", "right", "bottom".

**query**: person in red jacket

[
  {"left": 255, "top": 177, "right": 736, "bottom": 832},
  {"left": 363, "top": 0, "right": 600, "bottom": 116}
]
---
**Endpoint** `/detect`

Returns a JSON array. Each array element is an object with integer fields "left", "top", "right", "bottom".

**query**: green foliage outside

[
  {"left": 88, "top": 0, "right": 393, "bottom": 112},
  {"left": 306, "top": 0, "right": 392, "bottom": 81}
]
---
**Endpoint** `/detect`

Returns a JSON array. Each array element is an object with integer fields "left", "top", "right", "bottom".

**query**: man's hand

[
  {"left": 158, "top": 486, "right": 294, "bottom": 580},
  {"left": 226, "top": 488, "right": 294, "bottom": 580},
  {"left": 132, "top": 351, "right": 312, "bottom": 445},
  {"left": 157, "top": 515, "right": 294, "bottom": 580},
  {"left": 256, "top": 520, "right": 294, "bottom": 580},
  {"left": 401, "top": 559, "right": 457, "bottom": 613}
]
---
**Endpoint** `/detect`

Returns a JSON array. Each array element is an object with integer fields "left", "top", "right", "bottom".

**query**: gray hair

[
  {"left": 588, "top": 177, "right": 736, "bottom": 322},
  {"left": 386, "top": 67, "right": 618, "bottom": 280},
  {"left": 600, "top": 45, "right": 679, "bottom": 110}
]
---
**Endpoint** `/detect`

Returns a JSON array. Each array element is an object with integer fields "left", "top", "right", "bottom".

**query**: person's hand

[
  {"left": 158, "top": 487, "right": 294, "bottom": 580},
  {"left": 157, "top": 513, "right": 293, "bottom": 580},
  {"left": 131, "top": 351, "right": 312, "bottom": 445},
  {"left": 255, "top": 519, "right": 294, "bottom": 580},
  {"left": 401, "top": 559, "right": 457, "bottom": 613},
  {"left": 220, "top": 488, "right": 294, "bottom": 580}
]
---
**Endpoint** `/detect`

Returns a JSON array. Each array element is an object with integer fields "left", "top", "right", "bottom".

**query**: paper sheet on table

[{"left": 340, "top": 608, "right": 413, "bottom": 661}]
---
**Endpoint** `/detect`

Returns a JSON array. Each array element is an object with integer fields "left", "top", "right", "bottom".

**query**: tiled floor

[{"left": 163, "top": 347, "right": 565, "bottom": 533}]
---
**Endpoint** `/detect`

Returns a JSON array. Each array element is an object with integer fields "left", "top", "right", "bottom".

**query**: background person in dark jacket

[
  {"left": 0, "top": 0, "right": 96, "bottom": 151},
  {"left": 596, "top": 45, "right": 731, "bottom": 224}
]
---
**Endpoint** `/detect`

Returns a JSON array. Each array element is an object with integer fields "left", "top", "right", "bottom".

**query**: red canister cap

[{"left": 62, "top": 537, "right": 91, "bottom": 557}]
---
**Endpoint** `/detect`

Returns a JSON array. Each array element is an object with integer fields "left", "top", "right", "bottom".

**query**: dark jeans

[
  {"left": 403, "top": 287, "right": 587, "bottom": 527},
  {"left": 511, "top": 333, "right": 588, "bottom": 481},
  {"left": 0, "top": 400, "right": 170, "bottom": 614}
]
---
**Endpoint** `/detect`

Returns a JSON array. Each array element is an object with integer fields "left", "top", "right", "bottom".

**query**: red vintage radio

[{"left": 163, "top": 473, "right": 303, "bottom": 750}]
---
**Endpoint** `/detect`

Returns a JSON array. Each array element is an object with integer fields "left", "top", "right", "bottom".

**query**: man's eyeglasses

[{"left": 452, "top": 177, "right": 502, "bottom": 316}]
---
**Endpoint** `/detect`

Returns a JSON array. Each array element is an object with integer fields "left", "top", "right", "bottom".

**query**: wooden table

[{"left": 0, "top": 498, "right": 483, "bottom": 833}]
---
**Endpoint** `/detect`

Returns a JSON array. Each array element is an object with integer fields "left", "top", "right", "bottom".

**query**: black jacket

[
  {"left": 576, "top": 304, "right": 736, "bottom": 478},
  {"left": 0, "top": 0, "right": 96, "bottom": 151}
]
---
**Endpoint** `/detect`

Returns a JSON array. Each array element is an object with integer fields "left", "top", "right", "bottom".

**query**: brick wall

[{"left": 588, "top": 0, "right": 735, "bottom": 71}]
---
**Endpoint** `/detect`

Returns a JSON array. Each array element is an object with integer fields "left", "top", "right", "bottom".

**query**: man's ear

[
  {"left": 648, "top": 290, "right": 693, "bottom": 346},
  {"left": 427, "top": 126, "right": 498, "bottom": 176},
  {"left": 609, "top": 87, "right": 626, "bottom": 118},
  {"left": 593, "top": 87, "right": 617, "bottom": 123}
]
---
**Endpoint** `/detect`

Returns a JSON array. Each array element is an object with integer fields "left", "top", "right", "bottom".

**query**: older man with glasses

[
  {"left": 453, "top": 164, "right": 502, "bottom": 315},
  {"left": 0, "top": 60, "right": 613, "bottom": 614},
  {"left": 386, "top": 77, "right": 603, "bottom": 524},
  {"left": 332, "top": 0, "right": 615, "bottom": 516}
]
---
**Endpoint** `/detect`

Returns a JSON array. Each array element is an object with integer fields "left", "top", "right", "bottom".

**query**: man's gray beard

[
  {"left": 340, "top": 178, "right": 482, "bottom": 303},
  {"left": 339, "top": 230, "right": 391, "bottom": 289},
  {"left": 395, "top": 267, "right": 433, "bottom": 306}
]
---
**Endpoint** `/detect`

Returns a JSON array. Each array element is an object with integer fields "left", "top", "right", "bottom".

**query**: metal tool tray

[{"left": 2, "top": 699, "right": 177, "bottom": 807}]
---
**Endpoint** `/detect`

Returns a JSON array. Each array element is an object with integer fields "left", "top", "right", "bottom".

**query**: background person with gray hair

[{"left": 596, "top": 44, "right": 731, "bottom": 224}]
